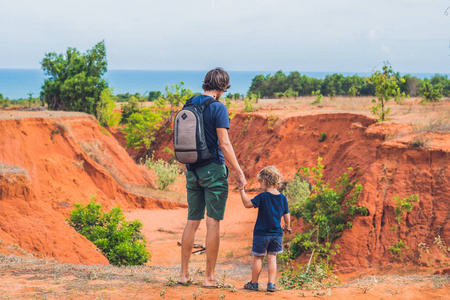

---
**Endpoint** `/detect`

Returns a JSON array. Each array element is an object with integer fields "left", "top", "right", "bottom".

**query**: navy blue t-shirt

[
  {"left": 190, "top": 95, "right": 230, "bottom": 164},
  {"left": 251, "top": 192, "right": 289, "bottom": 236}
]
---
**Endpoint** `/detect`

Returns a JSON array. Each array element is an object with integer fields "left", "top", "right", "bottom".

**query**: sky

[{"left": 1, "top": 0, "right": 449, "bottom": 73}]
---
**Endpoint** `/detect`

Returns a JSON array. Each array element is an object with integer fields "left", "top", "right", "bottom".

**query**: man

[{"left": 179, "top": 67, "right": 247, "bottom": 287}]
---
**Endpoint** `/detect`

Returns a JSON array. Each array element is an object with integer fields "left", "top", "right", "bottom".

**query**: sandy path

[{"left": 124, "top": 191, "right": 259, "bottom": 281}]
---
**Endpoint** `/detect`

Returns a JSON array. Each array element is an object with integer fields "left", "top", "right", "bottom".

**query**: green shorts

[{"left": 186, "top": 163, "right": 229, "bottom": 221}]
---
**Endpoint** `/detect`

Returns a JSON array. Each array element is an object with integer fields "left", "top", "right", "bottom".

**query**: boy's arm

[
  {"left": 239, "top": 189, "right": 254, "bottom": 208},
  {"left": 283, "top": 213, "right": 292, "bottom": 234}
]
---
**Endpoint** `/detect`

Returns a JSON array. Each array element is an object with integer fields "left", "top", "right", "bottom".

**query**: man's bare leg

[
  {"left": 203, "top": 216, "right": 220, "bottom": 286},
  {"left": 180, "top": 219, "right": 201, "bottom": 283}
]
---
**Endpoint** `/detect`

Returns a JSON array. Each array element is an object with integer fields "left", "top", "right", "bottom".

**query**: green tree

[
  {"left": 148, "top": 91, "right": 162, "bottom": 101},
  {"left": 164, "top": 82, "right": 193, "bottom": 111},
  {"left": 96, "top": 87, "right": 121, "bottom": 127},
  {"left": 366, "top": 62, "right": 405, "bottom": 122},
  {"left": 348, "top": 86, "right": 357, "bottom": 98},
  {"left": 419, "top": 82, "right": 443, "bottom": 103},
  {"left": 120, "top": 95, "right": 140, "bottom": 124},
  {"left": 122, "top": 108, "right": 163, "bottom": 150},
  {"left": 40, "top": 41, "right": 108, "bottom": 115}
]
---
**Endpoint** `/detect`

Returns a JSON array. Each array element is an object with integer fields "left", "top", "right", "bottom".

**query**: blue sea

[{"left": 0, "top": 69, "right": 448, "bottom": 99}]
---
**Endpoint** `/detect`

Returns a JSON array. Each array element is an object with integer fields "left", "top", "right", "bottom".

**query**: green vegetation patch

[{"left": 67, "top": 197, "right": 150, "bottom": 266}]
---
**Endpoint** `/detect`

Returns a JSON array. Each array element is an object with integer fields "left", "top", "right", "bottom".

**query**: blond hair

[{"left": 257, "top": 166, "right": 283, "bottom": 188}]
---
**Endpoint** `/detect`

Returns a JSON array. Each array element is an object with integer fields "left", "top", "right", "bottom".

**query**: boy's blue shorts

[{"left": 251, "top": 235, "right": 283, "bottom": 256}]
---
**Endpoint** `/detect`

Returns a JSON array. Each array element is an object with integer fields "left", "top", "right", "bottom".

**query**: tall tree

[
  {"left": 40, "top": 41, "right": 108, "bottom": 114},
  {"left": 367, "top": 62, "right": 405, "bottom": 122}
]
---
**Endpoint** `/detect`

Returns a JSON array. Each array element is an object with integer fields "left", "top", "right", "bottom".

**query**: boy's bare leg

[
  {"left": 252, "top": 255, "right": 264, "bottom": 283},
  {"left": 180, "top": 219, "right": 201, "bottom": 283},
  {"left": 203, "top": 216, "right": 220, "bottom": 286},
  {"left": 267, "top": 254, "right": 277, "bottom": 283}
]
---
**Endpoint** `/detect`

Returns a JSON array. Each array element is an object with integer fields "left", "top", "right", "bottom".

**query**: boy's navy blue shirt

[
  {"left": 251, "top": 192, "right": 289, "bottom": 236},
  {"left": 190, "top": 95, "right": 229, "bottom": 164}
]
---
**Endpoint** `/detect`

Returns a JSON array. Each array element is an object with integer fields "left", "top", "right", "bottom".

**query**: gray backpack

[{"left": 173, "top": 97, "right": 218, "bottom": 166}]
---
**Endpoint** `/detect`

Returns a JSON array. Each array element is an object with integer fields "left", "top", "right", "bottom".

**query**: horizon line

[{"left": 0, "top": 68, "right": 449, "bottom": 75}]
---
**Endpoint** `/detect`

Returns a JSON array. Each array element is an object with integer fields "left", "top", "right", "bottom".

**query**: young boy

[{"left": 239, "top": 166, "right": 291, "bottom": 292}]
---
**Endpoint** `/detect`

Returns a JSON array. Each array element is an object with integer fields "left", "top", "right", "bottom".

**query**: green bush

[
  {"left": 279, "top": 260, "right": 337, "bottom": 290},
  {"left": 318, "top": 132, "right": 327, "bottom": 142},
  {"left": 96, "top": 87, "right": 121, "bottom": 127},
  {"left": 67, "top": 198, "right": 150, "bottom": 266},
  {"left": 311, "top": 90, "right": 323, "bottom": 105},
  {"left": 389, "top": 240, "right": 409, "bottom": 256},
  {"left": 122, "top": 108, "right": 163, "bottom": 149},
  {"left": 120, "top": 96, "right": 140, "bottom": 124},
  {"left": 289, "top": 158, "right": 368, "bottom": 260},
  {"left": 243, "top": 97, "right": 254, "bottom": 113},
  {"left": 146, "top": 157, "right": 180, "bottom": 190},
  {"left": 394, "top": 194, "right": 419, "bottom": 224},
  {"left": 284, "top": 175, "right": 311, "bottom": 211},
  {"left": 419, "top": 82, "right": 443, "bottom": 103}
]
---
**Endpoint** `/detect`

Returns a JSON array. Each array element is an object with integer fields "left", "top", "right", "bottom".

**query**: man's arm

[
  {"left": 239, "top": 189, "right": 254, "bottom": 208},
  {"left": 217, "top": 128, "right": 247, "bottom": 189}
]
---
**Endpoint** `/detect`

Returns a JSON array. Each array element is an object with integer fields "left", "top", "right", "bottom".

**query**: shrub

[
  {"left": 120, "top": 96, "right": 140, "bottom": 124},
  {"left": 419, "top": 82, "right": 443, "bottom": 103},
  {"left": 122, "top": 108, "right": 163, "bottom": 149},
  {"left": 225, "top": 97, "right": 232, "bottom": 109},
  {"left": 67, "top": 198, "right": 150, "bottom": 266},
  {"left": 279, "top": 260, "right": 337, "bottom": 290},
  {"left": 243, "top": 97, "right": 254, "bottom": 113},
  {"left": 96, "top": 87, "right": 121, "bottom": 127},
  {"left": 394, "top": 194, "right": 419, "bottom": 224},
  {"left": 311, "top": 90, "right": 323, "bottom": 105},
  {"left": 389, "top": 240, "right": 409, "bottom": 256},
  {"left": 284, "top": 175, "right": 310, "bottom": 211},
  {"left": 289, "top": 158, "right": 368, "bottom": 260},
  {"left": 318, "top": 132, "right": 327, "bottom": 142},
  {"left": 146, "top": 157, "right": 180, "bottom": 190}
]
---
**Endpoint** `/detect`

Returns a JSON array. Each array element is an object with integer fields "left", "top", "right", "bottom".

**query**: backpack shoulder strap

[
  {"left": 199, "top": 97, "right": 219, "bottom": 110},
  {"left": 183, "top": 97, "right": 195, "bottom": 107}
]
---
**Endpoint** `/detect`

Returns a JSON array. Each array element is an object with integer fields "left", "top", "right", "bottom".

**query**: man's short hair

[{"left": 202, "top": 67, "right": 231, "bottom": 92}]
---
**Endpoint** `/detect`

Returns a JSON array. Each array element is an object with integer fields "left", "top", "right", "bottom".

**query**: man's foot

[
  {"left": 244, "top": 281, "right": 259, "bottom": 291},
  {"left": 267, "top": 282, "right": 276, "bottom": 292},
  {"left": 202, "top": 277, "right": 217, "bottom": 288},
  {"left": 176, "top": 280, "right": 192, "bottom": 286},
  {"left": 178, "top": 275, "right": 191, "bottom": 285}
]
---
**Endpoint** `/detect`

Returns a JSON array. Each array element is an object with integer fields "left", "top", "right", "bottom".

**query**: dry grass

[
  {"left": 410, "top": 134, "right": 432, "bottom": 149},
  {"left": 0, "top": 163, "right": 28, "bottom": 175},
  {"left": 1, "top": 253, "right": 449, "bottom": 299},
  {"left": 412, "top": 111, "right": 450, "bottom": 133},
  {"left": 0, "top": 163, "right": 30, "bottom": 183},
  {"left": 125, "top": 185, "right": 186, "bottom": 203},
  {"left": 79, "top": 140, "right": 124, "bottom": 187},
  {"left": 346, "top": 274, "right": 450, "bottom": 291}
]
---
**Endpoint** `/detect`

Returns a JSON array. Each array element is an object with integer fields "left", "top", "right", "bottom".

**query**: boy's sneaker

[
  {"left": 267, "top": 282, "right": 276, "bottom": 292},
  {"left": 244, "top": 281, "right": 259, "bottom": 291}
]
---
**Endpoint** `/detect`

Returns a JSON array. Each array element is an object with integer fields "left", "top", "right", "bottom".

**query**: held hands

[{"left": 237, "top": 172, "right": 247, "bottom": 190}]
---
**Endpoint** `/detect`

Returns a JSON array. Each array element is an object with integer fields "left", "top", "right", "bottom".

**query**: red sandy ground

[{"left": 0, "top": 98, "right": 449, "bottom": 299}]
